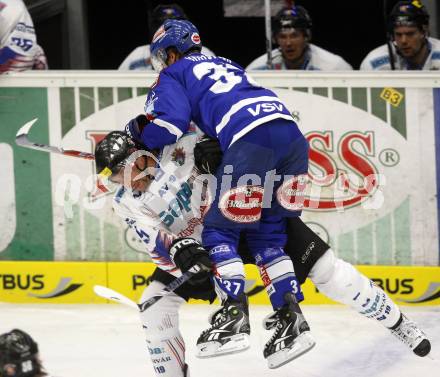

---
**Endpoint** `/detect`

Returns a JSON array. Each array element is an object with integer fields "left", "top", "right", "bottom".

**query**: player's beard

[{"left": 396, "top": 38, "right": 427, "bottom": 61}]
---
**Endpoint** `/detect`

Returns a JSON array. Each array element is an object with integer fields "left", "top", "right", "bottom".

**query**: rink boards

[
  {"left": 1, "top": 72, "right": 440, "bottom": 267},
  {"left": 0, "top": 261, "right": 439, "bottom": 305},
  {"left": 1, "top": 72, "right": 440, "bottom": 307}
]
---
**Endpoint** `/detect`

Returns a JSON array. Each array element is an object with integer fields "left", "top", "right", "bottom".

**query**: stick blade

[
  {"left": 15, "top": 118, "right": 39, "bottom": 144},
  {"left": 93, "top": 285, "right": 139, "bottom": 310},
  {"left": 14, "top": 118, "right": 95, "bottom": 160}
]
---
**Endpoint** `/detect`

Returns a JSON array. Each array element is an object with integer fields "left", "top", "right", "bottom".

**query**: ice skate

[
  {"left": 196, "top": 295, "right": 250, "bottom": 358},
  {"left": 263, "top": 292, "right": 315, "bottom": 369},
  {"left": 390, "top": 314, "right": 431, "bottom": 357}
]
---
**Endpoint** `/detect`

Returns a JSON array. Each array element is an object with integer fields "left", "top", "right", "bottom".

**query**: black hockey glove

[
  {"left": 194, "top": 136, "right": 223, "bottom": 174},
  {"left": 170, "top": 238, "right": 212, "bottom": 285},
  {"left": 125, "top": 114, "right": 148, "bottom": 143}
]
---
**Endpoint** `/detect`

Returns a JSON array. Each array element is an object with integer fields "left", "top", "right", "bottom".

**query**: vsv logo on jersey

[{"left": 247, "top": 102, "right": 285, "bottom": 116}]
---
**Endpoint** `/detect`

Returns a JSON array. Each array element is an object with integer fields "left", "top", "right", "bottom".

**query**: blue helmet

[{"left": 150, "top": 19, "right": 202, "bottom": 72}]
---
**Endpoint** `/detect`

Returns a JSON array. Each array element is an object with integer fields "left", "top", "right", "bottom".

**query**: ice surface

[{"left": 0, "top": 303, "right": 438, "bottom": 377}]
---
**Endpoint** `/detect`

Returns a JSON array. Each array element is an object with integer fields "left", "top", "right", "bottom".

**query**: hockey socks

[
  {"left": 207, "top": 243, "right": 246, "bottom": 301},
  {"left": 310, "top": 250, "right": 432, "bottom": 357},
  {"left": 309, "top": 249, "right": 401, "bottom": 327},
  {"left": 140, "top": 282, "right": 187, "bottom": 377},
  {"left": 255, "top": 247, "right": 304, "bottom": 309}
]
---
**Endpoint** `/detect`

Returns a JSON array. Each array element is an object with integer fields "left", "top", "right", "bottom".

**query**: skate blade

[
  {"left": 267, "top": 332, "right": 316, "bottom": 369},
  {"left": 196, "top": 333, "right": 250, "bottom": 358}
]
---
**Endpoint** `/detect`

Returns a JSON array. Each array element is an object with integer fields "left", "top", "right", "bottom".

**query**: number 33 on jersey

[{"left": 141, "top": 55, "right": 295, "bottom": 151}]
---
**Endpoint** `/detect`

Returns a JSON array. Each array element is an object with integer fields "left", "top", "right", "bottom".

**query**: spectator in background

[
  {"left": 246, "top": 5, "right": 352, "bottom": 71},
  {"left": 0, "top": 329, "right": 48, "bottom": 377},
  {"left": 0, "top": 0, "right": 48, "bottom": 73},
  {"left": 118, "top": 3, "right": 215, "bottom": 71},
  {"left": 360, "top": 1, "right": 440, "bottom": 70}
]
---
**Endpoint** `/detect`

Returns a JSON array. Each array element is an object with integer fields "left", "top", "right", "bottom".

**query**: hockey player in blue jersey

[{"left": 126, "top": 19, "right": 313, "bottom": 368}]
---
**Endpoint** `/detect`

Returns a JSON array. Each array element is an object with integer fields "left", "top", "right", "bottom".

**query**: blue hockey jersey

[{"left": 142, "top": 54, "right": 294, "bottom": 151}]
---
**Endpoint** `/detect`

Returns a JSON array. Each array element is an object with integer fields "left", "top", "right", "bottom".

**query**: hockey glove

[
  {"left": 194, "top": 136, "right": 223, "bottom": 174},
  {"left": 170, "top": 238, "right": 212, "bottom": 285},
  {"left": 125, "top": 114, "right": 148, "bottom": 143}
]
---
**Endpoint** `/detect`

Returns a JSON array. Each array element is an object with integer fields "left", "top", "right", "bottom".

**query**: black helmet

[
  {"left": 151, "top": 3, "right": 188, "bottom": 32},
  {"left": 0, "top": 329, "right": 41, "bottom": 377},
  {"left": 95, "top": 131, "right": 139, "bottom": 178},
  {"left": 388, "top": 1, "right": 429, "bottom": 33},
  {"left": 272, "top": 5, "right": 312, "bottom": 38}
]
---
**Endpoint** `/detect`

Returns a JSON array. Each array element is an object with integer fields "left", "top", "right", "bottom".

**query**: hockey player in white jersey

[
  {"left": 95, "top": 126, "right": 431, "bottom": 377},
  {"left": 246, "top": 5, "right": 352, "bottom": 71},
  {"left": 360, "top": 1, "right": 440, "bottom": 70},
  {"left": 118, "top": 3, "right": 214, "bottom": 71},
  {"left": 0, "top": 0, "right": 48, "bottom": 73}
]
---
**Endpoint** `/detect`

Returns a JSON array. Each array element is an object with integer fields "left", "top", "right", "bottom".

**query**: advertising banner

[
  {"left": 0, "top": 88, "right": 53, "bottom": 260},
  {"left": 0, "top": 73, "right": 439, "bottom": 267},
  {"left": 0, "top": 262, "right": 438, "bottom": 305},
  {"left": 0, "top": 261, "right": 106, "bottom": 303}
]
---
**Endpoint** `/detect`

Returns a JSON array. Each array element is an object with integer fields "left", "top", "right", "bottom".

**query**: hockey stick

[
  {"left": 93, "top": 285, "right": 139, "bottom": 309},
  {"left": 15, "top": 118, "right": 95, "bottom": 160},
  {"left": 264, "top": 0, "right": 273, "bottom": 69},
  {"left": 94, "top": 265, "right": 203, "bottom": 311}
]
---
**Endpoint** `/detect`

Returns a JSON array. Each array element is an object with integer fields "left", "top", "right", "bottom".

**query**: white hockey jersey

[
  {"left": 112, "top": 126, "right": 208, "bottom": 276},
  {"left": 0, "top": 0, "right": 47, "bottom": 72},
  {"left": 118, "top": 44, "right": 215, "bottom": 71},
  {"left": 246, "top": 44, "right": 353, "bottom": 71},
  {"left": 360, "top": 37, "right": 440, "bottom": 70}
]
